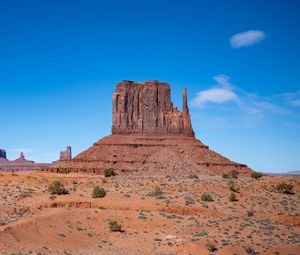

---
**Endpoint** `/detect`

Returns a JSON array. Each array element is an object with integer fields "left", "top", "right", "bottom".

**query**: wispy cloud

[
  {"left": 190, "top": 75, "right": 237, "bottom": 108},
  {"left": 281, "top": 90, "right": 300, "bottom": 107},
  {"left": 190, "top": 75, "right": 299, "bottom": 127},
  {"left": 230, "top": 30, "right": 266, "bottom": 48}
]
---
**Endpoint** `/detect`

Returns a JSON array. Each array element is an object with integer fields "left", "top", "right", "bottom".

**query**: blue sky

[{"left": 0, "top": 0, "right": 299, "bottom": 173}]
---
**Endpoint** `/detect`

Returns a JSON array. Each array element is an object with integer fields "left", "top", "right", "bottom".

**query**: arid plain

[{"left": 0, "top": 171, "right": 299, "bottom": 255}]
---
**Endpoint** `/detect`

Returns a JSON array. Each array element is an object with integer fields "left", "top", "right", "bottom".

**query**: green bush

[
  {"left": 188, "top": 173, "right": 199, "bottom": 179},
  {"left": 229, "top": 192, "right": 238, "bottom": 202},
  {"left": 104, "top": 168, "right": 116, "bottom": 177},
  {"left": 228, "top": 180, "right": 240, "bottom": 193},
  {"left": 228, "top": 169, "right": 239, "bottom": 178},
  {"left": 148, "top": 187, "right": 163, "bottom": 197},
  {"left": 109, "top": 220, "right": 122, "bottom": 232},
  {"left": 275, "top": 182, "right": 294, "bottom": 194},
  {"left": 245, "top": 246, "right": 256, "bottom": 255},
  {"left": 201, "top": 192, "right": 214, "bottom": 202},
  {"left": 48, "top": 181, "right": 68, "bottom": 195},
  {"left": 206, "top": 243, "right": 218, "bottom": 252},
  {"left": 223, "top": 169, "right": 239, "bottom": 179},
  {"left": 251, "top": 171, "right": 263, "bottom": 179},
  {"left": 92, "top": 186, "right": 106, "bottom": 198}
]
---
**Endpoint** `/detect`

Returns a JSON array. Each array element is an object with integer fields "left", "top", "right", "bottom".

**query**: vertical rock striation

[{"left": 112, "top": 80, "right": 194, "bottom": 137}]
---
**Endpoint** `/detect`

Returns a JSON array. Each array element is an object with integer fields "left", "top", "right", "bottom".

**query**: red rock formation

[
  {"left": 0, "top": 149, "right": 6, "bottom": 159},
  {"left": 112, "top": 80, "right": 194, "bottom": 137},
  {"left": 0, "top": 151, "right": 49, "bottom": 172},
  {"left": 60, "top": 146, "right": 72, "bottom": 161},
  {"left": 44, "top": 80, "right": 252, "bottom": 175}
]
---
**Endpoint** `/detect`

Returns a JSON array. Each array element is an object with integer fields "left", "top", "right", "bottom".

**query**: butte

[{"left": 44, "top": 80, "right": 252, "bottom": 175}]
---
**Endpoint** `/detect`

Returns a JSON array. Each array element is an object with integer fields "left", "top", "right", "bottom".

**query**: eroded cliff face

[
  {"left": 44, "top": 80, "right": 252, "bottom": 176},
  {"left": 112, "top": 80, "right": 194, "bottom": 137}
]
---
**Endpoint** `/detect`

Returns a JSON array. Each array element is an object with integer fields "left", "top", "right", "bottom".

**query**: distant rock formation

[
  {"left": 0, "top": 149, "right": 6, "bottom": 159},
  {"left": 112, "top": 80, "right": 194, "bottom": 137},
  {"left": 0, "top": 151, "right": 49, "bottom": 172},
  {"left": 60, "top": 146, "right": 72, "bottom": 161},
  {"left": 44, "top": 80, "right": 252, "bottom": 176}
]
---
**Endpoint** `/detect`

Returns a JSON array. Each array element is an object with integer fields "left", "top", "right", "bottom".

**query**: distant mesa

[
  {"left": 44, "top": 80, "right": 252, "bottom": 175},
  {"left": 0, "top": 150, "right": 49, "bottom": 172}
]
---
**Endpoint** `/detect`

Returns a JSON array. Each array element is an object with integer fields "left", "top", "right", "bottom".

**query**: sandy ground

[{"left": 0, "top": 172, "right": 299, "bottom": 255}]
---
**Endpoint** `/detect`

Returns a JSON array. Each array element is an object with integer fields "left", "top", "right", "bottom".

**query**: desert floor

[{"left": 0, "top": 172, "right": 299, "bottom": 255}]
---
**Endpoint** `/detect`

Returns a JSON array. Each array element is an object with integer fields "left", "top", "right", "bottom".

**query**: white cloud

[
  {"left": 190, "top": 75, "right": 237, "bottom": 108},
  {"left": 253, "top": 101, "right": 289, "bottom": 114},
  {"left": 213, "top": 74, "right": 233, "bottom": 89},
  {"left": 230, "top": 30, "right": 266, "bottom": 48},
  {"left": 281, "top": 90, "right": 300, "bottom": 107},
  {"left": 191, "top": 88, "right": 237, "bottom": 107},
  {"left": 292, "top": 99, "right": 300, "bottom": 106},
  {"left": 190, "top": 75, "right": 300, "bottom": 130}
]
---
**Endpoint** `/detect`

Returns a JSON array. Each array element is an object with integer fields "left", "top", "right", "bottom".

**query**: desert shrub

[
  {"left": 48, "top": 181, "right": 68, "bottom": 195},
  {"left": 206, "top": 243, "right": 218, "bottom": 252},
  {"left": 104, "top": 168, "right": 116, "bottom": 177},
  {"left": 245, "top": 246, "right": 257, "bottom": 255},
  {"left": 223, "top": 169, "right": 239, "bottom": 179},
  {"left": 92, "top": 186, "right": 106, "bottom": 198},
  {"left": 228, "top": 180, "right": 240, "bottom": 192},
  {"left": 222, "top": 173, "right": 229, "bottom": 178},
  {"left": 228, "top": 169, "right": 239, "bottom": 178},
  {"left": 201, "top": 192, "right": 214, "bottom": 202},
  {"left": 251, "top": 171, "right": 263, "bottom": 179},
  {"left": 148, "top": 187, "right": 163, "bottom": 198},
  {"left": 247, "top": 210, "right": 255, "bottom": 217},
  {"left": 275, "top": 182, "right": 294, "bottom": 194},
  {"left": 229, "top": 192, "right": 238, "bottom": 202},
  {"left": 109, "top": 220, "right": 122, "bottom": 232},
  {"left": 185, "top": 196, "right": 195, "bottom": 205},
  {"left": 188, "top": 173, "right": 199, "bottom": 179}
]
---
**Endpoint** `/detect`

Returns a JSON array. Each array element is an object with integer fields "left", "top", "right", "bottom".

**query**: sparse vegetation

[
  {"left": 275, "top": 182, "right": 294, "bottom": 194},
  {"left": 188, "top": 173, "right": 198, "bottom": 179},
  {"left": 247, "top": 210, "right": 255, "bottom": 217},
  {"left": 148, "top": 187, "right": 163, "bottom": 198},
  {"left": 206, "top": 243, "right": 218, "bottom": 252},
  {"left": 228, "top": 180, "right": 240, "bottom": 192},
  {"left": 104, "top": 168, "right": 116, "bottom": 177},
  {"left": 48, "top": 181, "right": 68, "bottom": 195},
  {"left": 201, "top": 192, "right": 214, "bottom": 202},
  {"left": 223, "top": 169, "right": 239, "bottom": 179},
  {"left": 251, "top": 171, "right": 263, "bottom": 179},
  {"left": 229, "top": 192, "right": 238, "bottom": 202},
  {"left": 109, "top": 220, "right": 122, "bottom": 232},
  {"left": 245, "top": 246, "right": 257, "bottom": 255},
  {"left": 92, "top": 186, "right": 106, "bottom": 198}
]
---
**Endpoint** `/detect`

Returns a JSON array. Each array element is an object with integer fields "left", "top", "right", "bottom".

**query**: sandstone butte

[
  {"left": 44, "top": 80, "right": 252, "bottom": 175},
  {"left": 0, "top": 151, "right": 50, "bottom": 172}
]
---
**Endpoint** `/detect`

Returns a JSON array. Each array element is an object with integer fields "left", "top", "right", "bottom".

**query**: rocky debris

[
  {"left": 44, "top": 80, "right": 252, "bottom": 175},
  {"left": 112, "top": 80, "right": 194, "bottom": 137},
  {"left": 60, "top": 146, "right": 72, "bottom": 161}
]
